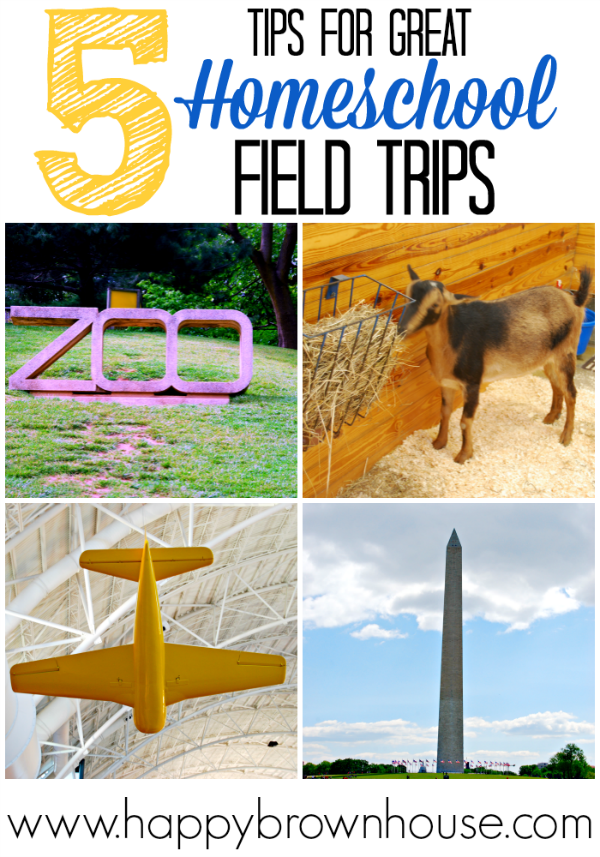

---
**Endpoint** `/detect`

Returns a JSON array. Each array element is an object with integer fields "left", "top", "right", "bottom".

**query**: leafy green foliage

[
  {"left": 5, "top": 223, "right": 297, "bottom": 348},
  {"left": 545, "top": 744, "right": 591, "bottom": 779},
  {"left": 518, "top": 764, "right": 544, "bottom": 777},
  {"left": 303, "top": 759, "right": 406, "bottom": 777},
  {"left": 519, "top": 746, "right": 593, "bottom": 779},
  {"left": 5, "top": 223, "right": 243, "bottom": 306}
]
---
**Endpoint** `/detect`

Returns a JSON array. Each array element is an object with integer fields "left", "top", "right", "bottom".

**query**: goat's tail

[{"left": 574, "top": 266, "right": 592, "bottom": 307}]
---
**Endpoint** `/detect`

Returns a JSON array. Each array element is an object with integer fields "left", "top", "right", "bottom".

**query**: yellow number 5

[{"left": 36, "top": 8, "right": 171, "bottom": 215}]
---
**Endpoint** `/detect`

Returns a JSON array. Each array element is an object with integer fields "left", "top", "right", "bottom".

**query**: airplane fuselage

[{"left": 133, "top": 545, "right": 166, "bottom": 733}]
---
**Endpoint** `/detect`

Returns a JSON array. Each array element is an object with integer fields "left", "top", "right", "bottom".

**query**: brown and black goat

[{"left": 398, "top": 265, "right": 592, "bottom": 463}]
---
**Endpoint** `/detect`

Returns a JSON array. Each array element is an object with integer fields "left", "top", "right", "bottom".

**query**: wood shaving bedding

[{"left": 338, "top": 374, "right": 595, "bottom": 498}]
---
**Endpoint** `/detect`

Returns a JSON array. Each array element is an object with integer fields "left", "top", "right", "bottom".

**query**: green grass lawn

[
  {"left": 5, "top": 325, "right": 297, "bottom": 498},
  {"left": 310, "top": 773, "right": 539, "bottom": 780}
]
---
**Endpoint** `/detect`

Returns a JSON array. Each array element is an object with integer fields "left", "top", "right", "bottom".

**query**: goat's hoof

[
  {"left": 559, "top": 431, "right": 572, "bottom": 446},
  {"left": 432, "top": 437, "right": 447, "bottom": 450},
  {"left": 543, "top": 412, "right": 560, "bottom": 425},
  {"left": 454, "top": 450, "right": 472, "bottom": 464}
]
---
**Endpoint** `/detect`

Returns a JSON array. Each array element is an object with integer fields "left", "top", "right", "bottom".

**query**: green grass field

[
  {"left": 310, "top": 773, "right": 539, "bottom": 780},
  {"left": 6, "top": 325, "right": 297, "bottom": 498}
]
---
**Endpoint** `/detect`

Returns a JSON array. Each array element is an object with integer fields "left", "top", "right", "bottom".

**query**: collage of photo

[{"left": 5, "top": 221, "right": 594, "bottom": 784}]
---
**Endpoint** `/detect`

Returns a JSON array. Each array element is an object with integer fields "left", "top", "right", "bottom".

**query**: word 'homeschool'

[{"left": 175, "top": 56, "right": 555, "bottom": 216}]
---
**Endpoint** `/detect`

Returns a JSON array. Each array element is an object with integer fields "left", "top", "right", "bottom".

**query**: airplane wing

[
  {"left": 79, "top": 547, "right": 214, "bottom": 581},
  {"left": 10, "top": 645, "right": 135, "bottom": 706},
  {"left": 164, "top": 645, "right": 286, "bottom": 706}
]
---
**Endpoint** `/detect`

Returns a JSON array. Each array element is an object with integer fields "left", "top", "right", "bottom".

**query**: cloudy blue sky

[{"left": 303, "top": 502, "right": 595, "bottom": 769}]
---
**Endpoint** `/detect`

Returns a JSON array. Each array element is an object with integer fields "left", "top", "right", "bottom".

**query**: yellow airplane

[{"left": 10, "top": 541, "right": 286, "bottom": 733}]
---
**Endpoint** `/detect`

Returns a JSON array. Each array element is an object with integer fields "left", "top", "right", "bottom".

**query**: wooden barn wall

[
  {"left": 574, "top": 223, "right": 595, "bottom": 282},
  {"left": 303, "top": 222, "right": 591, "bottom": 498}
]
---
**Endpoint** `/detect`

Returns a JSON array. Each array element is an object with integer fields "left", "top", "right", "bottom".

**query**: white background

[{"left": 1, "top": 0, "right": 598, "bottom": 853}]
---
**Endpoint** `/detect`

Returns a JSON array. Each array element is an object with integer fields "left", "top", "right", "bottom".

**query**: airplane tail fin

[{"left": 80, "top": 546, "right": 213, "bottom": 582}]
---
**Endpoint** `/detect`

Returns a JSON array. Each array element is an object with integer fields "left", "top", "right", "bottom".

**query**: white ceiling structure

[{"left": 5, "top": 502, "right": 297, "bottom": 780}]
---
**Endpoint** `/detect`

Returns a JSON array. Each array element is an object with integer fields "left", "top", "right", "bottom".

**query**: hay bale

[{"left": 303, "top": 302, "right": 406, "bottom": 447}]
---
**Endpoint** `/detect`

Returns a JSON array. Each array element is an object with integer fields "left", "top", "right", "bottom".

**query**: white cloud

[
  {"left": 302, "top": 742, "right": 330, "bottom": 754},
  {"left": 303, "top": 711, "right": 593, "bottom": 752},
  {"left": 302, "top": 504, "right": 594, "bottom": 632},
  {"left": 304, "top": 717, "right": 437, "bottom": 746},
  {"left": 465, "top": 711, "right": 594, "bottom": 739},
  {"left": 350, "top": 624, "right": 408, "bottom": 641},
  {"left": 474, "top": 750, "right": 540, "bottom": 758}
]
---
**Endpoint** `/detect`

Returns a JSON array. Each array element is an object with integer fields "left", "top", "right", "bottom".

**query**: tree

[
  {"left": 519, "top": 765, "right": 543, "bottom": 778},
  {"left": 222, "top": 223, "right": 297, "bottom": 349},
  {"left": 5, "top": 224, "right": 242, "bottom": 309},
  {"left": 329, "top": 758, "right": 371, "bottom": 775},
  {"left": 6, "top": 223, "right": 298, "bottom": 350},
  {"left": 545, "top": 744, "right": 590, "bottom": 779}
]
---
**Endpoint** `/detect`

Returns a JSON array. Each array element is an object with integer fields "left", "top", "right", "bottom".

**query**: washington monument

[{"left": 436, "top": 529, "right": 463, "bottom": 774}]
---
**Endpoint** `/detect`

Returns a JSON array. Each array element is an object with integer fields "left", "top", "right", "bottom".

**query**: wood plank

[
  {"left": 305, "top": 222, "right": 527, "bottom": 287},
  {"left": 575, "top": 223, "right": 594, "bottom": 254},
  {"left": 303, "top": 222, "right": 458, "bottom": 266},
  {"left": 303, "top": 224, "right": 577, "bottom": 323},
  {"left": 448, "top": 246, "right": 576, "bottom": 299},
  {"left": 574, "top": 223, "right": 595, "bottom": 292}
]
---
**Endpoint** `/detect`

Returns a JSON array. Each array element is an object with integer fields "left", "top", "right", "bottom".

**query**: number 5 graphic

[{"left": 36, "top": 9, "right": 171, "bottom": 215}]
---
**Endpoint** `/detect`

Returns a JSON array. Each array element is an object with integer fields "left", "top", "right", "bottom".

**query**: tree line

[
  {"left": 5, "top": 223, "right": 297, "bottom": 349},
  {"left": 303, "top": 745, "right": 594, "bottom": 779},
  {"left": 303, "top": 758, "right": 406, "bottom": 777},
  {"left": 518, "top": 744, "right": 593, "bottom": 779}
]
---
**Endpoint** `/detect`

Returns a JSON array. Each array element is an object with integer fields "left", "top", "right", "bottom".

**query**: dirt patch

[
  {"left": 82, "top": 429, "right": 164, "bottom": 455},
  {"left": 339, "top": 374, "right": 595, "bottom": 499},
  {"left": 113, "top": 433, "right": 164, "bottom": 456},
  {"left": 43, "top": 474, "right": 114, "bottom": 496},
  {"left": 116, "top": 442, "right": 138, "bottom": 455}
]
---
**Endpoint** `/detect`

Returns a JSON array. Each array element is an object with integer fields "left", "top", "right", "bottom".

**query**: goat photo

[
  {"left": 303, "top": 223, "right": 594, "bottom": 499},
  {"left": 398, "top": 266, "right": 592, "bottom": 463}
]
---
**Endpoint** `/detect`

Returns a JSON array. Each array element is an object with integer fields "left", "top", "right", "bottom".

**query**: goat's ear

[{"left": 407, "top": 265, "right": 420, "bottom": 282}]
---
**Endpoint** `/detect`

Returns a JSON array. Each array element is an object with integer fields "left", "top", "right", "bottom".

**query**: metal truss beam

[
  {"left": 136, "top": 731, "right": 296, "bottom": 779},
  {"left": 96, "top": 685, "right": 296, "bottom": 779}
]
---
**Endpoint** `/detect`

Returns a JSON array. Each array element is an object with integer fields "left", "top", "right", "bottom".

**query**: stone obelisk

[{"left": 436, "top": 529, "right": 464, "bottom": 774}]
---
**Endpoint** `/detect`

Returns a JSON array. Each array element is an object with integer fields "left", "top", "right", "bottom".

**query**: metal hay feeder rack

[{"left": 303, "top": 274, "right": 414, "bottom": 439}]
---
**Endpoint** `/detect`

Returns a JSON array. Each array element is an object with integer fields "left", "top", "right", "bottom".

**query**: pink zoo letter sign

[{"left": 9, "top": 307, "right": 253, "bottom": 397}]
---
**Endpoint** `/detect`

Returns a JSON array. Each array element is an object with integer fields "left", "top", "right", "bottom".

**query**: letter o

[
  {"left": 533, "top": 815, "right": 557, "bottom": 839},
  {"left": 299, "top": 814, "right": 324, "bottom": 839},
  {"left": 231, "top": 79, "right": 263, "bottom": 129},
  {"left": 338, "top": 10, "right": 355, "bottom": 55},
  {"left": 454, "top": 78, "right": 487, "bottom": 129},
  {"left": 490, "top": 78, "right": 524, "bottom": 129},
  {"left": 409, "top": 815, "right": 434, "bottom": 839}
]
